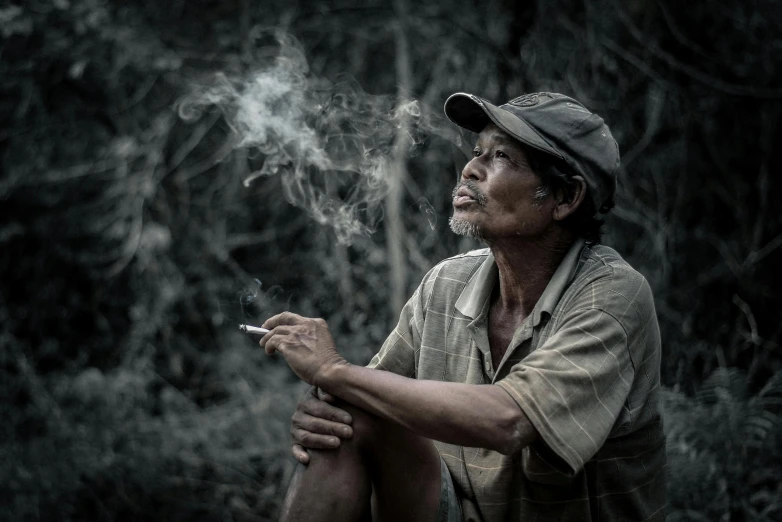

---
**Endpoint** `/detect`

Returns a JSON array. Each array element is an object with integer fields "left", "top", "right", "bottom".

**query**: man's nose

[{"left": 461, "top": 158, "right": 483, "bottom": 181}]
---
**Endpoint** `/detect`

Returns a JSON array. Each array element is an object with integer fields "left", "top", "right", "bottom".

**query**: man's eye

[
  {"left": 472, "top": 148, "right": 481, "bottom": 157},
  {"left": 495, "top": 150, "right": 507, "bottom": 158}
]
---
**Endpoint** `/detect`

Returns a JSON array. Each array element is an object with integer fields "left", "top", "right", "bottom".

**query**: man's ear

[{"left": 553, "top": 176, "right": 587, "bottom": 222}]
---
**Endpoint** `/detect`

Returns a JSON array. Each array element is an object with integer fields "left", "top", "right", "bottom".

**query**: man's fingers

[
  {"left": 292, "top": 443, "right": 310, "bottom": 465},
  {"left": 261, "top": 333, "right": 290, "bottom": 355},
  {"left": 291, "top": 427, "right": 342, "bottom": 449},
  {"left": 262, "top": 311, "right": 304, "bottom": 330},
  {"left": 293, "top": 411, "right": 353, "bottom": 439},
  {"left": 316, "top": 388, "right": 336, "bottom": 403},
  {"left": 259, "top": 325, "right": 294, "bottom": 352},
  {"left": 262, "top": 336, "right": 282, "bottom": 355},
  {"left": 300, "top": 396, "right": 352, "bottom": 425}
]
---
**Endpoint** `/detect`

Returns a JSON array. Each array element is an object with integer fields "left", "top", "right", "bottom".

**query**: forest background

[{"left": 2, "top": 0, "right": 782, "bottom": 520}]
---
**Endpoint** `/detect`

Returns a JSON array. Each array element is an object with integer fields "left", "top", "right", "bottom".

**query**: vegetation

[{"left": 2, "top": 0, "right": 780, "bottom": 519}]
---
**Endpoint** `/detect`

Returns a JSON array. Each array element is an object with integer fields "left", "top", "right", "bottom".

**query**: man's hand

[
  {"left": 260, "top": 312, "right": 347, "bottom": 386},
  {"left": 290, "top": 387, "right": 353, "bottom": 464}
]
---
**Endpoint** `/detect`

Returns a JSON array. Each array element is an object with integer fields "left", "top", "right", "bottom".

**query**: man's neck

[{"left": 487, "top": 231, "right": 575, "bottom": 318}]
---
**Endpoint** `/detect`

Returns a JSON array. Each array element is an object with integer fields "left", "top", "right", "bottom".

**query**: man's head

[{"left": 444, "top": 92, "right": 619, "bottom": 244}]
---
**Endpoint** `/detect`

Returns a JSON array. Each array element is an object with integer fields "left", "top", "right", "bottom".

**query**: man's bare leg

[
  {"left": 279, "top": 400, "right": 443, "bottom": 522},
  {"left": 280, "top": 443, "right": 373, "bottom": 521}
]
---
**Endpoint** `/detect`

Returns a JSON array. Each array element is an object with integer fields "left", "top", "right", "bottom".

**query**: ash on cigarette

[{"left": 177, "top": 30, "right": 453, "bottom": 245}]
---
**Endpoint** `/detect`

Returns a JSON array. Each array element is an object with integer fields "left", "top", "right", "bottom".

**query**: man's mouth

[
  {"left": 454, "top": 194, "right": 477, "bottom": 206},
  {"left": 452, "top": 183, "right": 485, "bottom": 207}
]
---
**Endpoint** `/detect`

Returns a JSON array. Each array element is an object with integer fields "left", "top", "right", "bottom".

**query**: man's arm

[
  {"left": 319, "top": 362, "right": 537, "bottom": 455},
  {"left": 261, "top": 312, "right": 538, "bottom": 455}
]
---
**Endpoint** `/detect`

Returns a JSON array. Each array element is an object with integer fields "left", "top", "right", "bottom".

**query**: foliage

[
  {"left": 1, "top": 0, "right": 781, "bottom": 520},
  {"left": 664, "top": 369, "right": 782, "bottom": 521}
]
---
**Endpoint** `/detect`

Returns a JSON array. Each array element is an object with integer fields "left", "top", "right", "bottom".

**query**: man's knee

[
  {"left": 329, "top": 399, "right": 393, "bottom": 450},
  {"left": 325, "top": 399, "right": 440, "bottom": 472}
]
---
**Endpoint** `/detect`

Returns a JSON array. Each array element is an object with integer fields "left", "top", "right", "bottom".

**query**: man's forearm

[{"left": 316, "top": 363, "right": 537, "bottom": 454}]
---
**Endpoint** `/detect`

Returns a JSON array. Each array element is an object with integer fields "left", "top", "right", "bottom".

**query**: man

[{"left": 260, "top": 92, "right": 666, "bottom": 522}]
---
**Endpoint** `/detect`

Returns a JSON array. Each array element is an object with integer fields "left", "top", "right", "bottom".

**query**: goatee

[{"left": 449, "top": 217, "right": 485, "bottom": 240}]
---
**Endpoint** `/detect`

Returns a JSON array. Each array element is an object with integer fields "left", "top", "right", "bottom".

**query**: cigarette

[{"left": 239, "top": 324, "right": 270, "bottom": 336}]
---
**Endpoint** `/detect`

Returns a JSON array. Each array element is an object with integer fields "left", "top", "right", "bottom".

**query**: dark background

[{"left": 2, "top": 0, "right": 781, "bottom": 520}]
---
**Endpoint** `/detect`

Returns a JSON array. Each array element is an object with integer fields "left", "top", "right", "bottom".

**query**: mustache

[{"left": 452, "top": 180, "right": 487, "bottom": 207}]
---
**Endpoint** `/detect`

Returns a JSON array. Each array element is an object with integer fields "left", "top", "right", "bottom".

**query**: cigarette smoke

[
  {"left": 417, "top": 197, "right": 437, "bottom": 231},
  {"left": 232, "top": 278, "right": 287, "bottom": 324},
  {"left": 177, "top": 31, "right": 450, "bottom": 244}
]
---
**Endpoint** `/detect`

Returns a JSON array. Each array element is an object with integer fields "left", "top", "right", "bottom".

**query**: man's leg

[{"left": 279, "top": 400, "right": 443, "bottom": 522}]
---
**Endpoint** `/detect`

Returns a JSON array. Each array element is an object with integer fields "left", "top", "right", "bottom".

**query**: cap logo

[{"left": 508, "top": 94, "right": 539, "bottom": 107}]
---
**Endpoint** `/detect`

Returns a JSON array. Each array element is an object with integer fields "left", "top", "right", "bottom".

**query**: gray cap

[{"left": 443, "top": 92, "right": 619, "bottom": 214}]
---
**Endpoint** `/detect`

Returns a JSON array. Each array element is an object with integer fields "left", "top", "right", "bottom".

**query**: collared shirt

[{"left": 367, "top": 240, "right": 666, "bottom": 522}]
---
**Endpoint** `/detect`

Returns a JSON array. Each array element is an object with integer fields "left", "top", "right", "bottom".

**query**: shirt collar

[
  {"left": 454, "top": 250, "right": 497, "bottom": 320},
  {"left": 455, "top": 239, "right": 586, "bottom": 326}
]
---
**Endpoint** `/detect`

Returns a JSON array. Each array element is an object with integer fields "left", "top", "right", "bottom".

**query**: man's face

[{"left": 450, "top": 124, "right": 555, "bottom": 241}]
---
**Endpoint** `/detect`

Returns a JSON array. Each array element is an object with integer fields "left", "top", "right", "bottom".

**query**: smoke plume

[{"left": 177, "top": 31, "right": 442, "bottom": 244}]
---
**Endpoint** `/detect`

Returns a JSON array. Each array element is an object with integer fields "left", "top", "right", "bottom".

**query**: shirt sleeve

[{"left": 496, "top": 303, "right": 635, "bottom": 476}]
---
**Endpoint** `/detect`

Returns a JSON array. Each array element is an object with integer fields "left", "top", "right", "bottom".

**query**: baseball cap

[{"left": 443, "top": 92, "right": 619, "bottom": 214}]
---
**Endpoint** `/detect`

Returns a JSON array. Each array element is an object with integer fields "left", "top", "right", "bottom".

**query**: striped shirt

[{"left": 367, "top": 239, "right": 666, "bottom": 522}]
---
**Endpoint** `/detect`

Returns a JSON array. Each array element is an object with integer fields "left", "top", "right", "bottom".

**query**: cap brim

[{"left": 443, "top": 93, "right": 563, "bottom": 160}]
